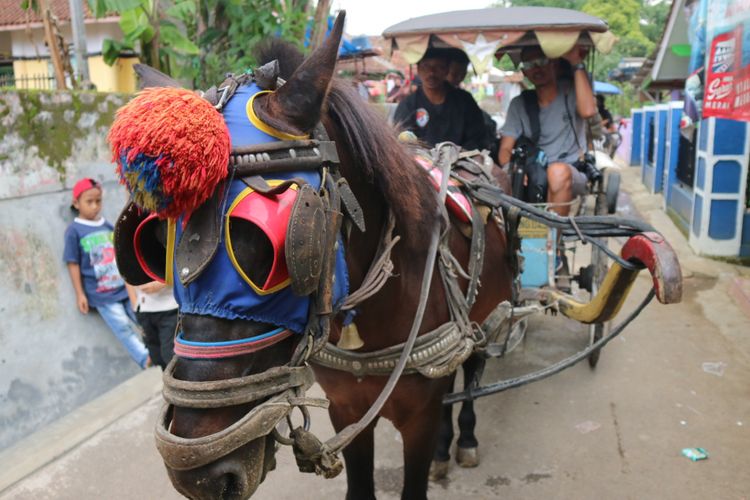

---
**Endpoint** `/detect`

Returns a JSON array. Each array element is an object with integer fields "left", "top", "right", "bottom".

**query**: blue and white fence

[{"left": 690, "top": 117, "right": 750, "bottom": 256}]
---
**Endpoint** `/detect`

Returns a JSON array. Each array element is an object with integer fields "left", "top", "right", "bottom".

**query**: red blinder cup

[{"left": 225, "top": 182, "right": 298, "bottom": 294}]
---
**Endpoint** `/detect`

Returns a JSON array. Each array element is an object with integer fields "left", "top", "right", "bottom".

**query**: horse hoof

[
  {"left": 456, "top": 447, "right": 479, "bottom": 468},
  {"left": 429, "top": 460, "right": 450, "bottom": 481}
]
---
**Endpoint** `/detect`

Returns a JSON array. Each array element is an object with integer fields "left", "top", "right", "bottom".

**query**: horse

[{"left": 112, "top": 12, "right": 515, "bottom": 499}]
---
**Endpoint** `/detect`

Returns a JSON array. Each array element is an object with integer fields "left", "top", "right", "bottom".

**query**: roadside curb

[{"left": 0, "top": 368, "right": 162, "bottom": 494}]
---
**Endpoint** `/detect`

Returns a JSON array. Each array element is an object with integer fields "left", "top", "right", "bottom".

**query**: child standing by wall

[
  {"left": 63, "top": 178, "right": 150, "bottom": 369},
  {"left": 134, "top": 281, "right": 177, "bottom": 370}
]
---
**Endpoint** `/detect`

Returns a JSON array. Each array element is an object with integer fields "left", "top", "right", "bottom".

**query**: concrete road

[{"left": 2, "top": 167, "right": 749, "bottom": 500}]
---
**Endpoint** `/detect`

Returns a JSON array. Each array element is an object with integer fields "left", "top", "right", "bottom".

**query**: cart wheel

[
  {"left": 588, "top": 190, "right": 610, "bottom": 368},
  {"left": 605, "top": 171, "right": 620, "bottom": 214},
  {"left": 577, "top": 264, "right": 594, "bottom": 293}
]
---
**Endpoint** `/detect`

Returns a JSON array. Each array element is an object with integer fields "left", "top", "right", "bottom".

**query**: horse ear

[
  {"left": 133, "top": 63, "right": 183, "bottom": 89},
  {"left": 253, "top": 10, "right": 346, "bottom": 135}
]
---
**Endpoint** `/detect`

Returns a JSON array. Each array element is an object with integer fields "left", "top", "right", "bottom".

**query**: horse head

[{"left": 112, "top": 13, "right": 352, "bottom": 499}]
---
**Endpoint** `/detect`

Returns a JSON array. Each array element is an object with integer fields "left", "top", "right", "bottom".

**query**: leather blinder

[
  {"left": 114, "top": 202, "right": 155, "bottom": 286},
  {"left": 175, "top": 186, "right": 223, "bottom": 286},
  {"left": 285, "top": 184, "right": 326, "bottom": 296}
]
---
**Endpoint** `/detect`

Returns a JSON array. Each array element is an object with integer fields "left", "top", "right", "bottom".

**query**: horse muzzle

[
  {"left": 165, "top": 435, "right": 273, "bottom": 500},
  {"left": 156, "top": 361, "right": 326, "bottom": 498}
]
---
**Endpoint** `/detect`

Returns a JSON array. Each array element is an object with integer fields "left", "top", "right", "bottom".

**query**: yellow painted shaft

[{"left": 545, "top": 263, "right": 640, "bottom": 324}]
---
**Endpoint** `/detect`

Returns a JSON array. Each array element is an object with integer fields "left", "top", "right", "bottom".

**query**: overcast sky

[{"left": 332, "top": 0, "right": 495, "bottom": 37}]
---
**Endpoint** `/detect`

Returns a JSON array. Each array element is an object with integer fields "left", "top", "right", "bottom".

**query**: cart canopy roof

[{"left": 382, "top": 7, "right": 616, "bottom": 71}]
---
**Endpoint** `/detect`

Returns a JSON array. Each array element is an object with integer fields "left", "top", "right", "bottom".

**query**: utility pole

[
  {"left": 41, "top": 0, "right": 67, "bottom": 90},
  {"left": 68, "top": 0, "right": 90, "bottom": 85}
]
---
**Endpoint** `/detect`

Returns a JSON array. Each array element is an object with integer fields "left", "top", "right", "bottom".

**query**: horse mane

[{"left": 253, "top": 39, "right": 438, "bottom": 251}]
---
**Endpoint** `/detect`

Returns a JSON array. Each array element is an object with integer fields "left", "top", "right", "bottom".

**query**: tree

[
  {"left": 86, "top": 0, "right": 199, "bottom": 73},
  {"left": 86, "top": 0, "right": 310, "bottom": 88},
  {"left": 641, "top": 0, "right": 670, "bottom": 45},
  {"left": 204, "top": 0, "right": 310, "bottom": 86},
  {"left": 496, "top": 0, "right": 586, "bottom": 9}
]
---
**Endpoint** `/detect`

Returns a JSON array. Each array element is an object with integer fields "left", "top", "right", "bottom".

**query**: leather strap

[{"left": 162, "top": 361, "right": 313, "bottom": 409}]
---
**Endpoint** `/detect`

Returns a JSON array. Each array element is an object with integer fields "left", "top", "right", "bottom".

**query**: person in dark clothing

[
  {"left": 394, "top": 48, "right": 489, "bottom": 151},
  {"left": 596, "top": 94, "right": 615, "bottom": 132},
  {"left": 445, "top": 49, "right": 500, "bottom": 160},
  {"left": 134, "top": 282, "right": 177, "bottom": 370}
]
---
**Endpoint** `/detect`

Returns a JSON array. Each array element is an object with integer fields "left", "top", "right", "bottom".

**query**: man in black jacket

[
  {"left": 394, "top": 48, "right": 490, "bottom": 152},
  {"left": 445, "top": 49, "right": 500, "bottom": 161}
]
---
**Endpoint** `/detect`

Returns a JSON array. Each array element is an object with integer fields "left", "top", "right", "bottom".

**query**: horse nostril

[{"left": 218, "top": 471, "right": 244, "bottom": 500}]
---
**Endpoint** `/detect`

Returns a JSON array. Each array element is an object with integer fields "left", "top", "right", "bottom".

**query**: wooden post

[
  {"left": 68, "top": 0, "right": 90, "bottom": 84},
  {"left": 41, "top": 0, "right": 67, "bottom": 90},
  {"left": 310, "top": 0, "right": 332, "bottom": 51}
]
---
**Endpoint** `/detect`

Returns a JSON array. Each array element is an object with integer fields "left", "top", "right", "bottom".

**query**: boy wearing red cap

[{"left": 63, "top": 178, "right": 150, "bottom": 369}]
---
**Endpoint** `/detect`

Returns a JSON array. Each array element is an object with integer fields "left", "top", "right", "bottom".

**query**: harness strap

[
  {"left": 162, "top": 361, "right": 312, "bottom": 408},
  {"left": 155, "top": 389, "right": 329, "bottom": 471},
  {"left": 231, "top": 140, "right": 340, "bottom": 176},
  {"left": 313, "top": 322, "right": 469, "bottom": 378},
  {"left": 465, "top": 198, "right": 486, "bottom": 307},
  {"left": 521, "top": 89, "right": 541, "bottom": 144}
]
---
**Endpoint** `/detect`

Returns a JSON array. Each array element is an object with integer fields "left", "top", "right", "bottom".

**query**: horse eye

[{"left": 228, "top": 218, "right": 274, "bottom": 287}]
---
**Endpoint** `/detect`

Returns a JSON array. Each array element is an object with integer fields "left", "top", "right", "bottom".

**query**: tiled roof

[{"left": 0, "top": 0, "right": 95, "bottom": 27}]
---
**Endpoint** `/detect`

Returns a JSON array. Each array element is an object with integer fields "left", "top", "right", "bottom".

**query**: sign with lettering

[{"left": 703, "top": 0, "right": 750, "bottom": 121}]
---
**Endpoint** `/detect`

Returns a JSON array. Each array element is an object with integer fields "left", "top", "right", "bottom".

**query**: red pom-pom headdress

[{"left": 108, "top": 87, "right": 231, "bottom": 218}]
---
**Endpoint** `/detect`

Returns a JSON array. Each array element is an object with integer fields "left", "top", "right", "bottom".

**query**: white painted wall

[{"left": 9, "top": 20, "right": 122, "bottom": 58}]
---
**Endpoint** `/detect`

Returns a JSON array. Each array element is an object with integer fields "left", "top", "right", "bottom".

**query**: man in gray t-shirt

[{"left": 499, "top": 45, "right": 597, "bottom": 216}]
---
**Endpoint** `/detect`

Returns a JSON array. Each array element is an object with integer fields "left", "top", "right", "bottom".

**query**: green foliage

[
  {"left": 85, "top": 0, "right": 310, "bottom": 88},
  {"left": 87, "top": 0, "right": 200, "bottom": 72},
  {"left": 197, "top": 0, "right": 309, "bottom": 87},
  {"left": 641, "top": 0, "right": 671, "bottom": 44},
  {"left": 495, "top": 0, "right": 585, "bottom": 8},
  {"left": 19, "top": 0, "right": 39, "bottom": 12}
]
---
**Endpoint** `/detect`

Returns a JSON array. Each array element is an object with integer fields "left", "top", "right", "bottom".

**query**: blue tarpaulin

[
  {"left": 593, "top": 81, "right": 622, "bottom": 95},
  {"left": 304, "top": 16, "right": 373, "bottom": 58}
]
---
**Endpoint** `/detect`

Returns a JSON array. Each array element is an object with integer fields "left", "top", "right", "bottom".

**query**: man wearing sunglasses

[
  {"left": 499, "top": 45, "right": 597, "bottom": 217},
  {"left": 394, "top": 47, "right": 490, "bottom": 152}
]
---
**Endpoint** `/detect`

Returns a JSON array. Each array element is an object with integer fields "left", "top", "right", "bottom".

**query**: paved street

[{"left": 2, "top": 167, "right": 749, "bottom": 500}]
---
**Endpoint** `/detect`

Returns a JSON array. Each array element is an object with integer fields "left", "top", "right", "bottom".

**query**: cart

[{"left": 383, "top": 7, "right": 675, "bottom": 398}]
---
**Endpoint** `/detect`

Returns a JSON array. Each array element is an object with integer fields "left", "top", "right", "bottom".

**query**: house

[{"left": 0, "top": 0, "right": 137, "bottom": 92}]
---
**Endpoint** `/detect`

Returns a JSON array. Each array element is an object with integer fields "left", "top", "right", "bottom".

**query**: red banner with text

[{"left": 703, "top": 25, "right": 750, "bottom": 121}]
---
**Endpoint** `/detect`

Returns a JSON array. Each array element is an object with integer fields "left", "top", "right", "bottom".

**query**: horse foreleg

[
  {"left": 399, "top": 397, "right": 444, "bottom": 500},
  {"left": 456, "top": 355, "right": 484, "bottom": 468},
  {"left": 430, "top": 398, "right": 454, "bottom": 481},
  {"left": 329, "top": 407, "right": 378, "bottom": 500}
]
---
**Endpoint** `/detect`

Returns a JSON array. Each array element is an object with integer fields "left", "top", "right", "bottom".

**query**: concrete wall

[{"left": 0, "top": 89, "right": 144, "bottom": 451}]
